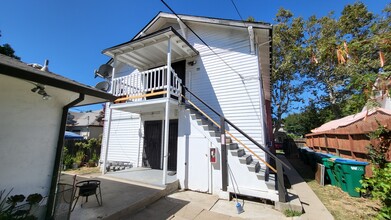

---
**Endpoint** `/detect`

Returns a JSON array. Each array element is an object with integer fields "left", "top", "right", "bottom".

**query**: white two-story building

[{"left": 100, "top": 12, "right": 287, "bottom": 202}]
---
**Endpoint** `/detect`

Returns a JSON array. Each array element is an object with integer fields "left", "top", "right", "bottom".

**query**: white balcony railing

[{"left": 112, "top": 66, "right": 182, "bottom": 102}]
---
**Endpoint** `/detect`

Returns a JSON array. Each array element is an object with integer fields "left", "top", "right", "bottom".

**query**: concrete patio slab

[
  {"left": 127, "top": 190, "right": 288, "bottom": 220},
  {"left": 104, "top": 167, "right": 177, "bottom": 187},
  {"left": 58, "top": 172, "right": 178, "bottom": 220}
]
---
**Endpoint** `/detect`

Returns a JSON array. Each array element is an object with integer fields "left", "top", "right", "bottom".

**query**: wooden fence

[{"left": 305, "top": 112, "right": 391, "bottom": 176}]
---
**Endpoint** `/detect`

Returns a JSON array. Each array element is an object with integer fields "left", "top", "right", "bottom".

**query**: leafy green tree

[
  {"left": 284, "top": 101, "right": 325, "bottom": 136},
  {"left": 304, "top": 13, "right": 349, "bottom": 118},
  {"left": 0, "top": 31, "right": 20, "bottom": 60},
  {"left": 272, "top": 8, "right": 307, "bottom": 135},
  {"left": 272, "top": 3, "right": 390, "bottom": 136}
]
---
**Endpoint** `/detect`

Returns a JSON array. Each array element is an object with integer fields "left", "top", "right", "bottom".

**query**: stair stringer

[
  {"left": 227, "top": 149, "right": 279, "bottom": 202},
  {"left": 186, "top": 107, "right": 279, "bottom": 202}
]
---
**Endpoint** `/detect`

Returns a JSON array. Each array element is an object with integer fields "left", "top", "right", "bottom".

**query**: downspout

[{"left": 46, "top": 93, "right": 85, "bottom": 219}]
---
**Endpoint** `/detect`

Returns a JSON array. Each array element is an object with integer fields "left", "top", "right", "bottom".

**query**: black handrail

[
  {"left": 182, "top": 84, "right": 289, "bottom": 202},
  {"left": 183, "top": 85, "right": 289, "bottom": 169}
]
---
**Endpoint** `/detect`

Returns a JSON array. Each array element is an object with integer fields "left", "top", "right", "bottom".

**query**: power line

[
  {"left": 230, "top": 0, "right": 247, "bottom": 27},
  {"left": 160, "top": 0, "right": 245, "bottom": 80}
]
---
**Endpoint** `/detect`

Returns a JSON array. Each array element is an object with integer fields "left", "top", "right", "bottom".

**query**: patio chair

[{"left": 71, "top": 180, "right": 102, "bottom": 211}]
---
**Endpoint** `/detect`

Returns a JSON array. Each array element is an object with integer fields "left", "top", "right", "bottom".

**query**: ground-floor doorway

[{"left": 142, "top": 120, "right": 178, "bottom": 171}]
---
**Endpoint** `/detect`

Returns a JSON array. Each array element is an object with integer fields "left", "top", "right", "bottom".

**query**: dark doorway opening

[
  {"left": 142, "top": 120, "right": 178, "bottom": 171},
  {"left": 146, "top": 60, "right": 186, "bottom": 100},
  {"left": 168, "top": 120, "right": 178, "bottom": 171},
  {"left": 172, "top": 60, "right": 186, "bottom": 100},
  {"left": 143, "top": 121, "right": 162, "bottom": 169}
]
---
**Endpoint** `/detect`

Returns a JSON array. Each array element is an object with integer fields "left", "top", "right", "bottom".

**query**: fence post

[
  {"left": 221, "top": 116, "right": 228, "bottom": 191},
  {"left": 277, "top": 160, "right": 287, "bottom": 202}
]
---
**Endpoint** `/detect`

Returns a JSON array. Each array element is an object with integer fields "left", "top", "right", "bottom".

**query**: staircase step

[
  {"left": 269, "top": 173, "right": 276, "bottom": 181},
  {"left": 266, "top": 179, "right": 276, "bottom": 191},
  {"left": 256, "top": 172, "right": 267, "bottom": 181},
  {"left": 239, "top": 155, "right": 253, "bottom": 165},
  {"left": 247, "top": 161, "right": 260, "bottom": 173},
  {"left": 228, "top": 143, "right": 238, "bottom": 150},
  {"left": 227, "top": 186, "right": 279, "bottom": 202},
  {"left": 230, "top": 148, "right": 245, "bottom": 157},
  {"left": 208, "top": 130, "right": 221, "bottom": 137}
]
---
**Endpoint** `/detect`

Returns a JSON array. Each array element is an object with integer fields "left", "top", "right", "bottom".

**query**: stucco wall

[{"left": 0, "top": 75, "right": 62, "bottom": 198}]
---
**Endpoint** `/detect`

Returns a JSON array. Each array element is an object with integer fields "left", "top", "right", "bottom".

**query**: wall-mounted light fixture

[
  {"left": 187, "top": 60, "right": 197, "bottom": 66},
  {"left": 31, "top": 84, "right": 51, "bottom": 100}
]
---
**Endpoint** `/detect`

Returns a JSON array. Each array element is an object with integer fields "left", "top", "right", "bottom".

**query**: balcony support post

[
  {"left": 102, "top": 55, "right": 117, "bottom": 175},
  {"left": 163, "top": 37, "right": 172, "bottom": 185}
]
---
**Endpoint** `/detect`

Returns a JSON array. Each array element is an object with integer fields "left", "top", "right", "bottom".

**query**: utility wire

[
  {"left": 160, "top": 0, "right": 245, "bottom": 80},
  {"left": 230, "top": 0, "right": 247, "bottom": 28}
]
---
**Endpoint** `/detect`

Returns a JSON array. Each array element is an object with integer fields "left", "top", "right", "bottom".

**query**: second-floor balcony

[
  {"left": 112, "top": 66, "right": 182, "bottom": 113},
  {"left": 110, "top": 65, "right": 183, "bottom": 113},
  {"left": 102, "top": 27, "right": 199, "bottom": 114}
]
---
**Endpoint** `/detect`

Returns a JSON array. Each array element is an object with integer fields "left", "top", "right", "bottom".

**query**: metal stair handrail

[
  {"left": 182, "top": 94, "right": 277, "bottom": 173},
  {"left": 182, "top": 85, "right": 289, "bottom": 202}
]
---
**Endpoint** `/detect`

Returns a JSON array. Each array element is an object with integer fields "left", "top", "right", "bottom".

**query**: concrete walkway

[
  {"left": 279, "top": 156, "right": 334, "bottom": 220},
  {"left": 127, "top": 190, "right": 288, "bottom": 220}
]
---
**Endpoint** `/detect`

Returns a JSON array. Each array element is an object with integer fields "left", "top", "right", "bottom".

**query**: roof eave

[{"left": 0, "top": 60, "right": 116, "bottom": 102}]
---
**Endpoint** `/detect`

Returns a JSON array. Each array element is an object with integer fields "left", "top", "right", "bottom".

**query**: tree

[
  {"left": 304, "top": 3, "right": 378, "bottom": 119},
  {"left": 272, "top": 8, "right": 306, "bottom": 135},
  {"left": 0, "top": 31, "right": 20, "bottom": 60},
  {"left": 284, "top": 101, "right": 325, "bottom": 136},
  {"left": 272, "top": 3, "right": 389, "bottom": 136}
]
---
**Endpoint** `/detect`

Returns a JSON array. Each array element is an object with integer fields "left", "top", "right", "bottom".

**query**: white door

[{"left": 187, "top": 137, "right": 209, "bottom": 192}]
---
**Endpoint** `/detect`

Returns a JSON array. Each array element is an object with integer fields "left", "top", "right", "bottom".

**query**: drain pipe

[{"left": 46, "top": 94, "right": 85, "bottom": 219}]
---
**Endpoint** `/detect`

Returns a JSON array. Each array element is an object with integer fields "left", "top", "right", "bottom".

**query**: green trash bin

[
  {"left": 323, "top": 157, "right": 338, "bottom": 186},
  {"left": 304, "top": 148, "right": 315, "bottom": 165},
  {"left": 308, "top": 150, "right": 317, "bottom": 170},
  {"left": 334, "top": 158, "right": 368, "bottom": 197},
  {"left": 298, "top": 147, "right": 308, "bottom": 162}
]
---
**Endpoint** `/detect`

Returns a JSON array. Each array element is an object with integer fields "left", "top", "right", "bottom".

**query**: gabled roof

[
  {"left": 134, "top": 12, "right": 272, "bottom": 40},
  {"left": 103, "top": 12, "right": 272, "bottom": 100},
  {"left": 102, "top": 27, "right": 199, "bottom": 70},
  {"left": 0, "top": 54, "right": 116, "bottom": 106}
]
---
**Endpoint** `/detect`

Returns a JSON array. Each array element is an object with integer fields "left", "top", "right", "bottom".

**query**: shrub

[
  {"left": 74, "top": 151, "right": 85, "bottom": 166},
  {"left": 359, "top": 124, "right": 391, "bottom": 219}
]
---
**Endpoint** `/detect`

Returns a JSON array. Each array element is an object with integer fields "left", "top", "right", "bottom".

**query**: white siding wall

[
  {"left": 186, "top": 24, "right": 267, "bottom": 158},
  {"left": 102, "top": 22, "right": 269, "bottom": 170},
  {"left": 100, "top": 107, "right": 141, "bottom": 166},
  {"left": 100, "top": 63, "right": 142, "bottom": 166}
]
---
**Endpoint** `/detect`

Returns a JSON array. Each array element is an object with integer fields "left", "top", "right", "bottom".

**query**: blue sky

[{"left": 0, "top": 0, "right": 389, "bottom": 111}]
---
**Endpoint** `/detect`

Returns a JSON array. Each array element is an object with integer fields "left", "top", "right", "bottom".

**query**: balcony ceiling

[{"left": 103, "top": 27, "right": 199, "bottom": 70}]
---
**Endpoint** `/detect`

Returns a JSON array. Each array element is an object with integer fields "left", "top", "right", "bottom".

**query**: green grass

[{"left": 284, "top": 209, "right": 302, "bottom": 217}]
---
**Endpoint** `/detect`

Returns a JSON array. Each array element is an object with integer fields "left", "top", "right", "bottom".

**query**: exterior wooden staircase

[{"left": 188, "top": 107, "right": 279, "bottom": 201}]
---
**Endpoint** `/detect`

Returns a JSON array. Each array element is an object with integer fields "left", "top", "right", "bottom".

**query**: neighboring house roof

[
  {"left": 68, "top": 110, "right": 102, "bottom": 126},
  {"left": 310, "top": 108, "right": 391, "bottom": 133},
  {"left": 0, "top": 54, "right": 116, "bottom": 106}
]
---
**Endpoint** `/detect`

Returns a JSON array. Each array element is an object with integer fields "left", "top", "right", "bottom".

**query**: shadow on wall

[{"left": 186, "top": 58, "right": 224, "bottom": 128}]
